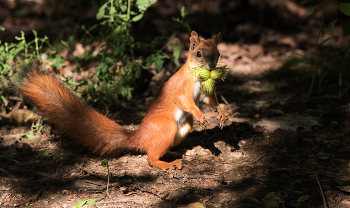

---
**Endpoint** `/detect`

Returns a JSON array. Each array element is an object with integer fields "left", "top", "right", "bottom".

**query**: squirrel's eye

[
  {"left": 197, "top": 51, "right": 202, "bottom": 57},
  {"left": 218, "top": 52, "right": 221, "bottom": 57}
]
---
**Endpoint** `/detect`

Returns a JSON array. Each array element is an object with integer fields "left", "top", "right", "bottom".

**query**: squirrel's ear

[
  {"left": 190, "top": 31, "right": 200, "bottom": 51},
  {"left": 214, "top": 32, "right": 221, "bottom": 44}
]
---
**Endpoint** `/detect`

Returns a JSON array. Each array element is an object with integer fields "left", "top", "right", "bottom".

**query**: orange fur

[{"left": 19, "top": 31, "right": 225, "bottom": 169}]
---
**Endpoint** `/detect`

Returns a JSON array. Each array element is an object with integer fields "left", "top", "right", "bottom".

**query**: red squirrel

[{"left": 18, "top": 31, "right": 225, "bottom": 169}]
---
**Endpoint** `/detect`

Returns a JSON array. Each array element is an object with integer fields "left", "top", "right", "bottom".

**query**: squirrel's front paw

[
  {"left": 218, "top": 115, "right": 225, "bottom": 129},
  {"left": 214, "top": 107, "right": 226, "bottom": 129},
  {"left": 196, "top": 116, "right": 207, "bottom": 129}
]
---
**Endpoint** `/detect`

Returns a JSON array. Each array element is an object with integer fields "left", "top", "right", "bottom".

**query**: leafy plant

[
  {"left": 0, "top": 29, "right": 63, "bottom": 72},
  {"left": 270, "top": 195, "right": 309, "bottom": 208},
  {"left": 101, "top": 160, "right": 110, "bottom": 195},
  {"left": 20, "top": 117, "right": 47, "bottom": 141},
  {"left": 305, "top": 1, "right": 350, "bottom": 100},
  {"left": 282, "top": 1, "right": 350, "bottom": 100},
  {"left": 80, "top": 0, "right": 189, "bottom": 106},
  {"left": 0, "top": 29, "right": 64, "bottom": 91}
]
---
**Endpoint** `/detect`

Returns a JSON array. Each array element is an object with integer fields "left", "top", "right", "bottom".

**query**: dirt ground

[{"left": 1, "top": 0, "right": 350, "bottom": 207}]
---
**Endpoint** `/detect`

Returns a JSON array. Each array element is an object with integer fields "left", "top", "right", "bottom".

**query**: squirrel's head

[{"left": 187, "top": 31, "right": 221, "bottom": 70}]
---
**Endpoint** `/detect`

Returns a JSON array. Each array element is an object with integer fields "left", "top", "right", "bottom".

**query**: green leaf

[
  {"left": 339, "top": 3, "right": 350, "bottom": 16},
  {"left": 110, "top": 5, "right": 116, "bottom": 15},
  {"left": 300, "top": 0, "right": 309, "bottom": 5},
  {"left": 47, "top": 53, "right": 64, "bottom": 69},
  {"left": 27, "top": 134, "right": 39, "bottom": 141},
  {"left": 61, "top": 40, "right": 70, "bottom": 48},
  {"left": 88, "top": 24, "right": 98, "bottom": 32},
  {"left": 0, "top": 167, "right": 8, "bottom": 173},
  {"left": 171, "top": 45, "right": 181, "bottom": 67},
  {"left": 0, "top": 95, "right": 8, "bottom": 106},
  {"left": 96, "top": 3, "right": 108, "bottom": 20},
  {"left": 40, "top": 150, "right": 52, "bottom": 156},
  {"left": 181, "top": 6, "right": 186, "bottom": 18},
  {"left": 112, "top": 25, "right": 122, "bottom": 36},
  {"left": 132, "top": 14, "right": 144, "bottom": 22},
  {"left": 86, "top": 198, "right": 99, "bottom": 207},
  {"left": 297, "top": 195, "right": 309, "bottom": 202},
  {"left": 280, "top": 57, "right": 305, "bottom": 72},
  {"left": 95, "top": 62, "right": 107, "bottom": 76},
  {"left": 330, "top": 19, "right": 337, "bottom": 28},
  {"left": 136, "top": 0, "right": 157, "bottom": 12},
  {"left": 308, "top": 5, "right": 317, "bottom": 15},
  {"left": 255, "top": 100, "right": 271, "bottom": 104},
  {"left": 172, "top": 17, "right": 180, "bottom": 23},
  {"left": 105, "top": 57, "right": 113, "bottom": 63},
  {"left": 87, "top": 80, "right": 94, "bottom": 96},
  {"left": 101, "top": 160, "right": 109, "bottom": 167},
  {"left": 0, "top": 26, "right": 5, "bottom": 31},
  {"left": 74, "top": 200, "right": 87, "bottom": 207},
  {"left": 270, "top": 197, "right": 281, "bottom": 202},
  {"left": 154, "top": 56, "right": 165, "bottom": 71}
]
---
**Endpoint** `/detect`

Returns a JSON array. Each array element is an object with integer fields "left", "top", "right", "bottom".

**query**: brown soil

[{"left": 1, "top": 0, "right": 350, "bottom": 207}]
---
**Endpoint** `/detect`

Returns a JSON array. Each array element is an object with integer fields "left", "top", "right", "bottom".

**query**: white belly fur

[
  {"left": 175, "top": 80, "right": 202, "bottom": 126},
  {"left": 173, "top": 80, "right": 204, "bottom": 146}
]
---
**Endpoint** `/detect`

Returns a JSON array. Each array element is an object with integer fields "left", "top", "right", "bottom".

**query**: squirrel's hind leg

[{"left": 145, "top": 118, "right": 183, "bottom": 169}]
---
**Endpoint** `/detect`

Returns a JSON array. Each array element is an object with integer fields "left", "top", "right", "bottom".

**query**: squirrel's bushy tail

[{"left": 17, "top": 68, "right": 134, "bottom": 156}]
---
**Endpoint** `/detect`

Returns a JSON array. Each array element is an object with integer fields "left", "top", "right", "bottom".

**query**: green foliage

[
  {"left": 270, "top": 195, "right": 309, "bottom": 208},
  {"left": 301, "top": 1, "right": 350, "bottom": 16},
  {"left": 101, "top": 160, "right": 109, "bottom": 168},
  {"left": 25, "top": 133, "right": 39, "bottom": 141},
  {"left": 284, "top": 1, "right": 350, "bottom": 100},
  {"left": 39, "top": 150, "right": 52, "bottom": 157},
  {"left": 0, "top": 29, "right": 64, "bottom": 84},
  {"left": 339, "top": 3, "right": 350, "bottom": 16},
  {"left": 171, "top": 44, "right": 181, "bottom": 67},
  {"left": 1, "top": 1, "right": 189, "bottom": 109},
  {"left": 74, "top": 198, "right": 99, "bottom": 207},
  {"left": 101, "top": 160, "right": 110, "bottom": 195},
  {"left": 20, "top": 118, "right": 47, "bottom": 141},
  {"left": 80, "top": 0, "right": 189, "bottom": 106},
  {"left": 0, "top": 94, "right": 8, "bottom": 106},
  {"left": 297, "top": 195, "right": 309, "bottom": 203}
]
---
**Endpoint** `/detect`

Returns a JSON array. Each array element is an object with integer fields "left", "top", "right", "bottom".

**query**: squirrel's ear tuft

[
  {"left": 190, "top": 31, "right": 200, "bottom": 51},
  {"left": 214, "top": 32, "right": 221, "bottom": 44}
]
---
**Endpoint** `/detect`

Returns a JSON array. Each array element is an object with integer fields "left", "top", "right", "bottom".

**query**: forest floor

[{"left": 1, "top": 0, "right": 350, "bottom": 207}]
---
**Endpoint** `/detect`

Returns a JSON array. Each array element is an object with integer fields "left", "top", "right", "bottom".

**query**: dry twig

[{"left": 315, "top": 173, "right": 328, "bottom": 208}]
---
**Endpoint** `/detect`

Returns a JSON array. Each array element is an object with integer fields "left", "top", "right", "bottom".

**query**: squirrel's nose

[{"left": 209, "top": 63, "right": 217, "bottom": 69}]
